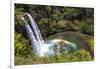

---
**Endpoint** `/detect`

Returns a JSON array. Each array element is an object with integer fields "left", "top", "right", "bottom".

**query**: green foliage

[
  {"left": 57, "top": 20, "right": 67, "bottom": 29},
  {"left": 86, "top": 36, "right": 94, "bottom": 51},
  {"left": 15, "top": 32, "right": 33, "bottom": 58},
  {"left": 15, "top": 6, "right": 24, "bottom": 25},
  {"left": 89, "top": 37, "right": 94, "bottom": 51},
  {"left": 15, "top": 49, "right": 92, "bottom": 65},
  {"left": 82, "top": 18, "right": 94, "bottom": 35},
  {"left": 72, "top": 49, "right": 92, "bottom": 61}
]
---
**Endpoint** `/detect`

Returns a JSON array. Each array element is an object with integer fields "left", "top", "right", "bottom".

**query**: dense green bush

[
  {"left": 15, "top": 49, "right": 92, "bottom": 65},
  {"left": 82, "top": 18, "right": 94, "bottom": 35},
  {"left": 15, "top": 32, "right": 33, "bottom": 58}
]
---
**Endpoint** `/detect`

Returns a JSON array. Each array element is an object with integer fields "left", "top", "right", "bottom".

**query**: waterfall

[
  {"left": 21, "top": 17, "right": 41, "bottom": 56},
  {"left": 21, "top": 13, "right": 77, "bottom": 57},
  {"left": 24, "top": 13, "right": 44, "bottom": 47}
]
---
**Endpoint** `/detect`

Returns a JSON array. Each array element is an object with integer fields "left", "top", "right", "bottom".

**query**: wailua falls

[{"left": 21, "top": 13, "right": 77, "bottom": 57}]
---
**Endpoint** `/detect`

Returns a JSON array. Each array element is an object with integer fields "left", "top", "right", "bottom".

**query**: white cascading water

[{"left": 21, "top": 13, "right": 77, "bottom": 57}]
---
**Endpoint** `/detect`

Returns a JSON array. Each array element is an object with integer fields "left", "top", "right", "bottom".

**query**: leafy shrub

[
  {"left": 82, "top": 18, "right": 94, "bottom": 35},
  {"left": 15, "top": 32, "right": 33, "bottom": 58}
]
